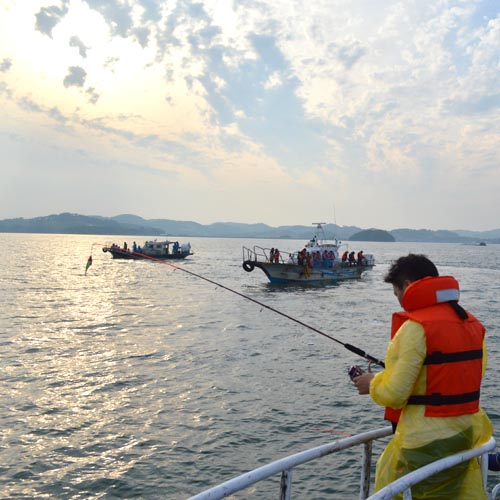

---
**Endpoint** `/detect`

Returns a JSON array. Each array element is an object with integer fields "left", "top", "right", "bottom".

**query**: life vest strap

[
  {"left": 448, "top": 300, "right": 468, "bottom": 319},
  {"left": 424, "top": 349, "right": 483, "bottom": 365},
  {"left": 407, "top": 390, "right": 480, "bottom": 406}
]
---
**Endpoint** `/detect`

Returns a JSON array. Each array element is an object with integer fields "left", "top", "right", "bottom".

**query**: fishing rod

[{"left": 90, "top": 249, "right": 385, "bottom": 368}]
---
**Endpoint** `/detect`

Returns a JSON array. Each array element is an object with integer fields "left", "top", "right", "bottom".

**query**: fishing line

[{"left": 90, "top": 248, "right": 385, "bottom": 367}]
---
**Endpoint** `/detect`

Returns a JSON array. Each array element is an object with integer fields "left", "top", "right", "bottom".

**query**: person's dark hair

[{"left": 384, "top": 254, "right": 438, "bottom": 289}]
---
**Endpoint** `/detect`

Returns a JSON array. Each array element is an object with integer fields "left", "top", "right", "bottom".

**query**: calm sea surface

[{"left": 1, "top": 234, "right": 499, "bottom": 499}]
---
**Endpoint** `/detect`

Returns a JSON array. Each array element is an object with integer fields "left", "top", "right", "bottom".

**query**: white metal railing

[
  {"left": 366, "top": 437, "right": 496, "bottom": 500},
  {"left": 187, "top": 428, "right": 498, "bottom": 500},
  {"left": 242, "top": 245, "right": 291, "bottom": 264},
  {"left": 187, "top": 426, "right": 392, "bottom": 500}
]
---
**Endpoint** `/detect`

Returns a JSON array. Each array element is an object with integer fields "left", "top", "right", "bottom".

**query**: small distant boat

[
  {"left": 102, "top": 240, "right": 192, "bottom": 260},
  {"left": 242, "top": 223, "right": 374, "bottom": 284},
  {"left": 462, "top": 242, "right": 487, "bottom": 246}
]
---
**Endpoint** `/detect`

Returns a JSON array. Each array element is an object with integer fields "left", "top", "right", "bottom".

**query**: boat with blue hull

[{"left": 242, "top": 223, "right": 374, "bottom": 284}]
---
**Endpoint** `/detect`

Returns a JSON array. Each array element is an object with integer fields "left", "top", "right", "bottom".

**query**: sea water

[{"left": 0, "top": 233, "right": 499, "bottom": 499}]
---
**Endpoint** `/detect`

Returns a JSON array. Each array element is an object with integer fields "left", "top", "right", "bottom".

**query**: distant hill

[
  {"left": 0, "top": 213, "right": 164, "bottom": 236},
  {"left": 109, "top": 217, "right": 360, "bottom": 240},
  {"left": 350, "top": 229, "right": 395, "bottom": 242},
  {"left": 0, "top": 213, "right": 499, "bottom": 243},
  {"left": 453, "top": 228, "right": 500, "bottom": 239},
  {"left": 390, "top": 228, "right": 468, "bottom": 243}
]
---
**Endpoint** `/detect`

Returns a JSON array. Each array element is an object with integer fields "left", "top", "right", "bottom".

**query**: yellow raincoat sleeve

[{"left": 370, "top": 320, "right": 426, "bottom": 409}]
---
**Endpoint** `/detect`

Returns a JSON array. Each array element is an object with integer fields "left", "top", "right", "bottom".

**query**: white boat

[
  {"left": 187, "top": 426, "right": 499, "bottom": 499},
  {"left": 242, "top": 223, "right": 375, "bottom": 283},
  {"left": 102, "top": 239, "right": 192, "bottom": 260}
]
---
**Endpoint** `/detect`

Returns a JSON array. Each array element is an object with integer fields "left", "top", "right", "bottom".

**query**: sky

[{"left": 1, "top": 0, "right": 500, "bottom": 231}]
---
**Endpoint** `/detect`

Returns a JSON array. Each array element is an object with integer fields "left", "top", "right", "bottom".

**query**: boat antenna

[
  {"left": 114, "top": 252, "right": 385, "bottom": 367},
  {"left": 312, "top": 222, "right": 327, "bottom": 243}
]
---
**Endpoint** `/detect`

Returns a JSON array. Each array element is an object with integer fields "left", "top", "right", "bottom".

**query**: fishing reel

[{"left": 348, "top": 365, "right": 365, "bottom": 380}]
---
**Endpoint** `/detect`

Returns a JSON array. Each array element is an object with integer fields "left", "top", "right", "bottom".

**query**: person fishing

[{"left": 353, "top": 254, "right": 493, "bottom": 499}]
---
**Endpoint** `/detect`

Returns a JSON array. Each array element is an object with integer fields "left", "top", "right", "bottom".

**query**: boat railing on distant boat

[
  {"left": 186, "top": 426, "right": 498, "bottom": 500},
  {"left": 242, "top": 245, "right": 291, "bottom": 265}
]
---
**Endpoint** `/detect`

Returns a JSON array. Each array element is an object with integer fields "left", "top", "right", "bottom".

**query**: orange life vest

[{"left": 384, "top": 276, "right": 484, "bottom": 423}]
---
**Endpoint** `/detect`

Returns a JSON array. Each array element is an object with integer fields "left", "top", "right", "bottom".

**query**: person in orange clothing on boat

[
  {"left": 353, "top": 254, "right": 493, "bottom": 499},
  {"left": 348, "top": 251, "right": 356, "bottom": 265},
  {"left": 357, "top": 250, "right": 364, "bottom": 265},
  {"left": 273, "top": 248, "right": 280, "bottom": 263}
]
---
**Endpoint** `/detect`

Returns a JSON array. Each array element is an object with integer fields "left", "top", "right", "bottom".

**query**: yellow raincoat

[{"left": 370, "top": 320, "right": 493, "bottom": 499}]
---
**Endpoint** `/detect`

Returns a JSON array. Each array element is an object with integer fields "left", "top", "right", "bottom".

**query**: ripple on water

[{"left": 1, "top": 235, "right": 499, "bottom": 499}]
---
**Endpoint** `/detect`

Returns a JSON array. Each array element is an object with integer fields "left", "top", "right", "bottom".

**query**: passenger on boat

[
  {"left": 353, "top": 254, "right": 493, "bottom": 499},
  {"left": 297, "top": 251, "right": 304, "bottom": 265},
  {"left": 273, "top": 248, "right": 280, "bottom": 263},
  {"left": 348, "top": 251, "right": 356, "bottom": 265},
  {"left": 306, "top": 252, "right": 313, "bottom": 268},
  {"left": 173, "top": 241, "right": 179, "bottom": 254},
  {"left": 132, "top": 241, "right": 137, "bottom": 252},
  {"left": 313, "top": 251, "right": 321, "bottom": 267},
  {"left": 357, "top": 250, "right": 364, "bottom": 265},
  {"left": 329, "top": 251, "right": 336, "bottom": 268},
  {"left": 123, "top": 242, "right": 128, "bottom": 251},
  {"left": 342, "top": 251, "right": 348, "bottom": 263},
  {"left": 322, "top": 250, "right": 329, "bottom": 267},
  {"left": 269, "top": 248, "right": 275, "bottom": 262}
]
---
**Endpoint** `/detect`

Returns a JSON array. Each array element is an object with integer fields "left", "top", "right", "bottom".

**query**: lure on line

[{"left": 85, "top": 255, "right": 92, "bottom": 275}]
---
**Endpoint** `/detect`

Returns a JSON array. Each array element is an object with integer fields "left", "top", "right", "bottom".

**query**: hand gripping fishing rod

[{"left": 106, "top": 251, "right": 386, "bottom": 368}]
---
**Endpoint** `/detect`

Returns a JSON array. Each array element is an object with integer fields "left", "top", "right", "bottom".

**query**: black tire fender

[{"left": 242, "top": 261, "right": 255, "bottom": 272}]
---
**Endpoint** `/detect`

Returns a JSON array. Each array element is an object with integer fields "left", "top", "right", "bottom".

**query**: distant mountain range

[{"left": 0, "top": 213, "right": 499, "bottom": 244}]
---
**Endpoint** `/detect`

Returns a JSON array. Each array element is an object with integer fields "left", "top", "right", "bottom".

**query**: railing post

[
  {"left": 360, "top": 440, "right": 372, "bottom": 499},
  {"left": 491, "top": 482, "right": 500, "bottom": 500},
  {"left": 279, "top": 469, "right": 292, "bottom": 500}
]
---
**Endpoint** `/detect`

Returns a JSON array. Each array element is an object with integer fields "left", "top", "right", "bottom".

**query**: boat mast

[{"left": 312, "top": 222, "right": 327, "bottom": 244}]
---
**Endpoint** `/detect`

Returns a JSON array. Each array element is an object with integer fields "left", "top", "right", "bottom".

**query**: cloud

[
  {"left": 19, "top": 97, "right": 44, "bottom": 114},
  {"left": 34, "top": 3, "right": 69, "bottom": 37},
  {"left": 69, "top": 36, "right": 88, "bottom": 57},
  {"left": 83, "top": 0, "right": 133, "bottom": 38},
  {"left": 86, "top": 87, "right": 100, "bottom": 105},
  {"left": 63, "top": 66, "right": 87, "bottom": 88},
  {"left": 0, "top": 58, "right": 12, "bottom": 72},
  {"left": 138, "top": 0, "right": 162, "bottom": 22},
  {"left": 132, "top": 26, "right": 151, "bottom": 48},
  {"left": 0, "top": 82, "right": 13, "bottom": 99},
  {"left": 48, "top": 107, "right": 68, "bottom": 123},
  {"left": 334, "top": 39, "right": 368, "bottom": 69},
  {"left": 445, "top": 93, "right": 500, "bottom": 115}
]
